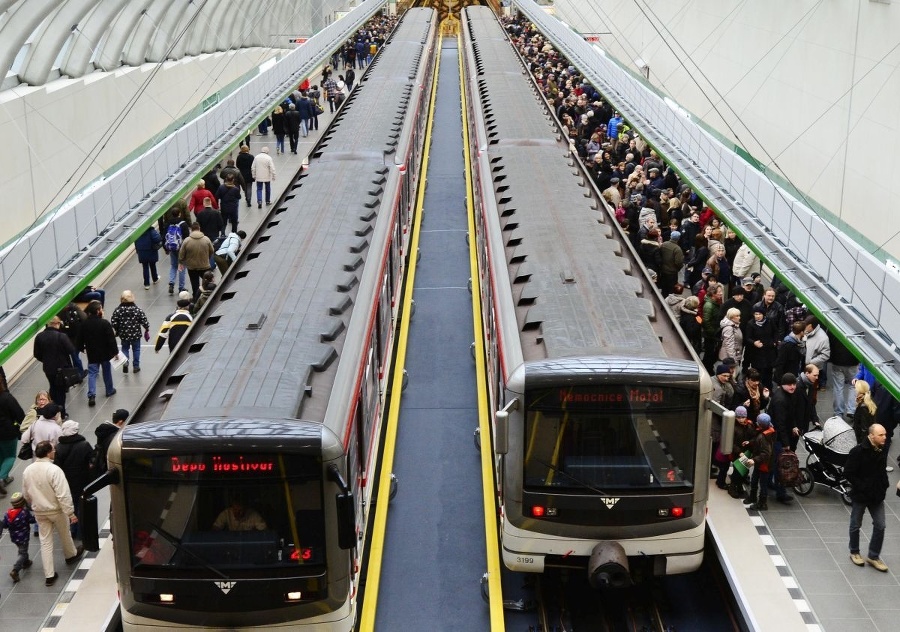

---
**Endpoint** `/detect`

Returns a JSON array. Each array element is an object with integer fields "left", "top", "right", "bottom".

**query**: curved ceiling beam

[
  {"left": 59, "top": 0, "right": 131, "bottom": 79},
  {"left": 94, "top": 0, "right": 154, "bottom": 71},
  {"left": 146, "top": 0, "right": 192, "bottom": 63},
  {"left": 0, "top": 0, "right": 58, "bottom": 86},
  {"left": 121, "top": 0, "right": 177, "bottom": 67},
  {"left": 203, "top": 0, "right": 234, "bottom": 54},
  {"left": 167, "top": 2, "right": 206, "bottom": 61},
  {"left": 18, "top": 1, "right": 102, "bottom": 86}
]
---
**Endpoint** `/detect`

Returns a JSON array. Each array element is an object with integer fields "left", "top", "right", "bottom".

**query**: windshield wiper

[
  {"left": 532, "top": 458, "right": 611, "bottom": 496},
  {"left": 146, "top": 523, "right": 230, "bottom": 580}
]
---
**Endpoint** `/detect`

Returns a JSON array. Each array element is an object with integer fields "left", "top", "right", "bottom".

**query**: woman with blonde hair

[
  {"left": 719, "top": 307, "right": 744, "bottom": 366},
  {"left": 19, "top": 391, "right": 52, "bottom": 435},
  {"left": 852, "top": 380, "right": 877, "bottom": 444}
]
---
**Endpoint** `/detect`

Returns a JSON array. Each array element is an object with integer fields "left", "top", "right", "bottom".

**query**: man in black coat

[
  {"left": 766, "top": 372, "right": 804, "bottom": 503},
  {"left": 76, "top": 301, "right": 120, "bottom": 407},
  {"left": 284, "top": 103, "right": 302, "bottom": 154},
  {"left": 235, "top": 145, "right": 254, "bottom": 207},
  {"left": 33, "top": 316, "right": 76, "bottom": 416},
  {"left": 845, "top": 423, "right": 890, "bottom": 571}
]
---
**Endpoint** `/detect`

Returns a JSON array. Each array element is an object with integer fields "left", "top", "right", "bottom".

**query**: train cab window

[
  {"left": 523, "top": 385, "right": 697, "bottom": 491},
  {"left": 124, "top": 453, "right": 327, "bottom": 575}
]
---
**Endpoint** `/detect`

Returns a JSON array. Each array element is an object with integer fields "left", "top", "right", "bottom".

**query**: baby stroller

[{"left": 793, "top": 416, "right": 855, "bottom": 505}]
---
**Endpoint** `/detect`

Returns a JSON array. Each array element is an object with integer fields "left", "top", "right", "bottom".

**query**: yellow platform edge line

[{"left": 459, "top": 28, "right": 506, "bottom": 631}]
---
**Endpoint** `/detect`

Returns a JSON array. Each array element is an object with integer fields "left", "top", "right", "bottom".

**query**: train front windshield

[
  {"left": 524, "top": 385, "right": 698, "bottom": 491},
  {"left": 123, "top": 452, "right": 327, "bottom": 575}
]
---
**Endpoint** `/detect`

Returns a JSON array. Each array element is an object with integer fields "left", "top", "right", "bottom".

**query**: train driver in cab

[{"left": 212, "top": 497, "right": 268, "bottom": 531}]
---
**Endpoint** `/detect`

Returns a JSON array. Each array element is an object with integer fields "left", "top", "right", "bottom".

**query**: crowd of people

[{"left": 503, "top": 13, "right": 900, "bottom": 574}]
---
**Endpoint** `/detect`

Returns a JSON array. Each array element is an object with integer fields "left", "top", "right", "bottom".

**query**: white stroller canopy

[{"left": 821, "top": 416, "right": 857, "bottom": 454}]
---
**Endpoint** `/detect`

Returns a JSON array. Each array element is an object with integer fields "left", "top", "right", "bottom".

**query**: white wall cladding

[{"left": 552, "top": 0, "right": 900, "bottom": 261}]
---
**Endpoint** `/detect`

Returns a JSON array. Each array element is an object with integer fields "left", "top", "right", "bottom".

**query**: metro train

[
  {"left": 461, "top": 7, "right": 714, "bottom": 587},
  {"left": 80, "top": 9, "right": 437, "bottom": 631}
]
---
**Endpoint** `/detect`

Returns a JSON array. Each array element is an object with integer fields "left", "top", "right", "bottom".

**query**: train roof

[
  {"left": 464, "top": 6, "right": 691, "bottom": 364},
  {"left": 143, "top": 10, "right": 435, "bottom": 426}
]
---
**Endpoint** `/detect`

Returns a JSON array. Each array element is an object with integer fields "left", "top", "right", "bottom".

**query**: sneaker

[
  {"left": 153, "top": 278, "right": 159, "bottom": 284},
  {"left": 143, "top": 285, "right": 150, "bottom": 290},
  {"left": 65, "top": 546, "right": 84, "bottom": 566},
  {"left": 123, "top": 361, "right": 129, "bottom": 374},
  {"left": 88, "top": 395, "right": 96, "bottom": 407},
  {"left": 258, "top": 202, "right": 262, "bottom": 209},
  {"left": 106, "top": 389, "right": 117, "bottom": 397},
  {"left": 887, "top": 465, "right": 895, "bottom": 473},
  {"left": 850, "top": 553, "right": 865, "bottom": 566},
  {"left": 45, "top": 572, "right": 59, "bottom": 586},
  {"left": 168, "top": 283, "right": 174, "bottom": 295},
  {"left": 10, "top": 569, "right": 19, "bottom": 582},
  {"left": 867, "top": 557, "right": 889, "bottom": 572}
]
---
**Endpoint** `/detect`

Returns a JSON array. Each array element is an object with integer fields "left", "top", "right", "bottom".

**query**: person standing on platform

[
  {"left": 78, "top": 301, "right": 119, "bottom": 408},
  {"left": 251, "top": 148, "right": 276, "bottom": 209},
  {"left": 22, "top": 441, "right": 83, "bottom": 586},
  {"left": 0, "top": 374, "right": 25, "bottom": 495},
  {"left": 187, "top": 180, "right": 218, "bottom": 216},
  {"left": 297, "top": 92, "right": 315, "bottom": 139},
  {"left": 346, "top": 67, "right": 356, "bottom": 92},
  {"left": 178, "top": 222, "right": 215, "bottom": 300},
  {"left": 92, "top": 409, "right": 128, "bottom": 476},
  {"left": 155, "top": 296, "right": 194, "bottom": 353},
  {"left": 828, "top": 329, "right": 859, "bottom": 419},
  {"left": 1, "top": 492, "right": 35, "bottom": 583},
  {"left": 271, "top": 105, "right": 285, "bottom": 154},
  {"left": 743, "top": 413, "right": 776, "bottom": 511},
  {"left": 235, "top": 145, "right": 254, "bottom": 207},
  {"left": 110, "top": 290, "right": 150, "bottom": 375},
  {"left": 33, "top": 317, "right": 76, "bottom": 417},
  {"left": 54, "top": 420, "right": 93, "bottom": 540},
  {"left": 133, "top": 225, "right": 162, "bottom": 290},
  {"left": 162, "top": 204, "right": 189, "bottom": 296},
  {"left": 308, "top": 84, "right": 322, "bottom": 131},
  {"left": 803, "top": 316, "right": 830, "bottom": 388},
  {"left": 217, "top": 174, "right": 243, "bottom": 234},
  {"left": 284, "top": 104, "right": 302, "bottom": 154},
  {"left": 658, "top": 230, "right": 684, "bottom": 297},
  {"left": 57, "top": 302, "right": 86, "bottom": 377},
  {"left": 845, "top": 423, "right": 890, "bottom": 572}
]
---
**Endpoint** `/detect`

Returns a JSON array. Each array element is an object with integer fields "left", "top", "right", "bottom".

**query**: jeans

[
  {"left": 121, "top": 338, "right": 141, "bottom": 369},
  {"left": 70, "top": 350, "right": 84, "bottom": 374},
  {"left": 850, "top": 500, "right": 886, "bottom": 559},
  {"left": 168, "top": 250, "right": 185, "bottom": 290},
  {"left": 830, "top": 363, "right": 858, "bottom": 417},
  {"left": 256, "top": 181, "right": 271, "bottom": 204},
  {"left": 750, "top": 464, "right": 770, "bottom": 501},
  {"left": 13, "top": 540, "right": 30, "bottom": 571},
  {"left": 87, "top": 361, "right": 114, "bottom": 397},
  {"left": 0, "top": 437, "right": 16, "bottom": 479},
  {"left": 36, "top": 511, "right": 78, "bottom": 579},
  {"left": 275, "top": 134, "right": 285, "bottom": 153}
]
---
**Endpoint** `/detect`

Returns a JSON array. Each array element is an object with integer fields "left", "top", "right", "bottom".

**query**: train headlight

[
  {"left": 159, "top": 594, "right": 174, "bottom": 603},
  {"left": 286, "top": 591, "right": 303, "bottom": 601}
]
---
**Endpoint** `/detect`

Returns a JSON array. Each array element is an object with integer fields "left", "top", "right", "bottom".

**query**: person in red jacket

[{"left": 187, "top": 180, "right": 218, "bottom": 215}]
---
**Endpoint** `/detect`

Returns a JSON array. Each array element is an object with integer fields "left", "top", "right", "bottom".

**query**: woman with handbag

[{"left": 0, "top": 373, "right": 25, "bottom": 495}]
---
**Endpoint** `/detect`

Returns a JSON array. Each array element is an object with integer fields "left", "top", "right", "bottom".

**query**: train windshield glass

[
  {"left": 123, "top": 452, "right": 327, "bottom": 575},
  {"left": 523, "top": 385, "right": 698, "bottom": 491}
]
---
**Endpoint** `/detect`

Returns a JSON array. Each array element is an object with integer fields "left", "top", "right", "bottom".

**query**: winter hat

[
  {"left": 716, "top": 365, "right": 731, "bottom": 375},
  {"left": 734, "top": 406, "right": 748, "bottom": 418},
  {"left": 37, "top": 403, "right": 62, "bottom": 419},
  {"left": 178, "top": 291, "right": 191, "bottom": 301},
  {"left": 752, "top": 305, "right": 766, "bottom": 315},
  {"left": 756, "top": 413, "right": 772, "bottom": 428},
  {"left": 670, "top": 231, "right": 681, "bottom": 241},
  {"left": 702, "top": 267, "right": 713, "bottom": 275},
  {"left": 177, "top": 298, "right": 191, "bottom": 308},
  {"left": 781, "top": 373, "right": 797, "bottom": 385},
  {"left": 11, "top": 492, "right": 25, "bottom": 508},
  {"left": 61, "top": 419, "right": 79, "bottom": 436},
  {"left": 741, "top": 277, "right": 754, "bottom": 286}
]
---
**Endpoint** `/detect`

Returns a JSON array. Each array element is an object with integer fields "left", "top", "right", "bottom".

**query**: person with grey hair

[
  {"left": 250, "top": 147, "right": 276, "bottom": 209},
  {"left": 54, "top": 420, "right": 93, "bottom": 540},
  {"left": 23, "top": 441, "right": 83, "bottom": 585},
  {"left": 284, "top": 103, "right": 302, "bottom": 154}
]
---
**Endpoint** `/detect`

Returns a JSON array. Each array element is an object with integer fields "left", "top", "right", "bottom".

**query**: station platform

[
  {"left": 0, "top": 113, "right": 335, "bottom": 631},
  {"left": 709, "top": 436, "right": 900, "bottom": 632}
]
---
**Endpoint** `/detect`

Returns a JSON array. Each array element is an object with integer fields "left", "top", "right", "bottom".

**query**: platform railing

[
  {"left": 0, "top": 0, "right": 387, "bottom": 367},
  {"left": 514, "top": 0, "right": 900, "bottom": 399}
]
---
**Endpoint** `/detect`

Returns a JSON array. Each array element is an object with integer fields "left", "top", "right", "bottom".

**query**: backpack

[
  {"left": 777, "top": 449, "right": 801, "bottom": 487},
  {"left": 164, "top": 222, "right": 184, "bottom": 253}
]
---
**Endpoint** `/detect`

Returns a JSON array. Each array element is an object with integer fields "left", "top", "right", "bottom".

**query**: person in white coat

[
  {"left": 22, "top": 441, "right": 82, "bottom": 585},
  {"left": 250, "top": 147, "right": 276, "bottom": 209}
]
